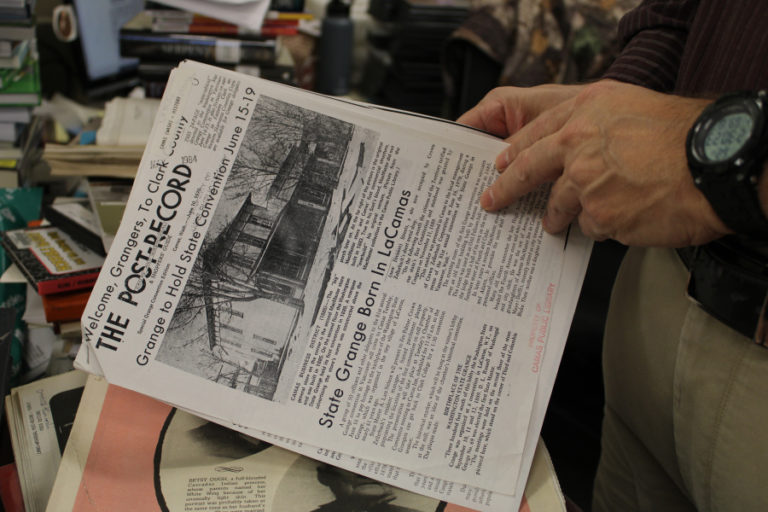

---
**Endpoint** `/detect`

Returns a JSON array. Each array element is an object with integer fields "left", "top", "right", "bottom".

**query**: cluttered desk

[{"left": 0, "top": 1, "right": 595, "bottom": 511}]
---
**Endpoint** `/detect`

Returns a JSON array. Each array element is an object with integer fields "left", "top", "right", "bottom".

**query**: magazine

[
  {"left": 4, "top": 370, "right": 88, "bottom": 512},
  {"left": 48, "top": 375, "right": 565, "bottom": 512},
  {"left": 75, "top": 60, "right": 592, "bottom": 511}
]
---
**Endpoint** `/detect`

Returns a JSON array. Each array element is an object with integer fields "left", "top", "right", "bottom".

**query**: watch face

[{"left": 702, "top": 111, "right": 754, "bottom": 162}]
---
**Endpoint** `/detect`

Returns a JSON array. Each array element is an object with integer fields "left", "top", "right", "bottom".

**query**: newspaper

[
  {"left": 75, "top": 60, "right": 592, "bottom": 511},
  {"left": 180, "top": 223, "right": 587, "bottom": 512}
]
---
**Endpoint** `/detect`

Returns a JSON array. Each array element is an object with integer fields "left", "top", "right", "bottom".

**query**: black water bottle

[{"left": 316, "top": 0, "right": 354, "bottom": 95}]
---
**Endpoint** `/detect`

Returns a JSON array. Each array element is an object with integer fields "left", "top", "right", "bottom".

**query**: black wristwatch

[{"left": 686, "top": 90, "right": 768, "bottom": 237}]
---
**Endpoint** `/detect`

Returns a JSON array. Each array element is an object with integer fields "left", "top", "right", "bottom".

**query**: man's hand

[
  {"left": 457, "top": 83, "right": 585, "bottom": 139},
  {"left": 459, "top": 80, "right": 732, "bottom": 247}
]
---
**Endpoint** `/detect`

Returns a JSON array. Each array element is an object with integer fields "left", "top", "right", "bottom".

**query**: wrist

[{"left": 686, "top": 90, "right": 768, "bottom": 239}]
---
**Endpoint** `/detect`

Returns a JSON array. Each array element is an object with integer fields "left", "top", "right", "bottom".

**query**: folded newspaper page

[
  {"left": 181, "top": 227, "right": 589, "bottom": 512},
  {"left": 75, "top": 60, "right": 592, "bottom": 510}
]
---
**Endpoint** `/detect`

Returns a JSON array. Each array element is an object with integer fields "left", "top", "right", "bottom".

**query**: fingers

[
  {"left": 458, "top": 84, "right": 584, "bottom": 138},
  {"left": 482, "top": 98, "right": 575, "bottom": 211},
  {"left": 457, "top": 94, "right": 521, "bottom": 138},
  {"left": 542, "top": 177, "right": 582, "bottom": 234},
  {"left": 542, "top": 180, "right": 613, "bottom": 239},
  {"left": 495, "top": 99, "right": 574, "bottom": 171},
  {"left": 481, "top": 134, "right": 565, "bottom": 211}
]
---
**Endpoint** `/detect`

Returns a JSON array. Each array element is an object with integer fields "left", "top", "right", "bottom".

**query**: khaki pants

[{"left": 592, "top": 247, "right": 768, "bottom": 512}]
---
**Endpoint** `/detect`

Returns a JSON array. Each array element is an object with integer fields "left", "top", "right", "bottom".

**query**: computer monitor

[{"left": 71, "top": 0, "right": 143, "bottom": 81}]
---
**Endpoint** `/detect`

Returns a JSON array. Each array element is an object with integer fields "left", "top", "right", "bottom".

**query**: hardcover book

[
  {"left": 0, "top": 307, "right": 14, "bottom": 423},
  {"left": 0, "top": 57, "right": 40, "bottom": 107},
  {"left": 0, "top": 226, "right": 104, "bottom": 295},
  {"left": 0, "top": 187, "right": 42, "bottom": 385},
  {"left": 40, "top": 288, "right": 91, "bottom": 323},
  {"left": 0, "top": 106, "right": 32, "bottom": 124},
  {"left": 43, "top": 200, "right": 106, "bottom": 256},
  {"left": 124, "top": 10, "right": 299, "bottom": 38},
  {"left": 0, "top": 39, "right": 29, "bottom": 68},
  {"left": 0, "top": 462, "right": 24, "bottom": 512},
  {"left": 0, "top": 20, "right": 35, "bottom": 41},
  {"left": 119, "top": 32, "right": 278, "bottom": 66}
]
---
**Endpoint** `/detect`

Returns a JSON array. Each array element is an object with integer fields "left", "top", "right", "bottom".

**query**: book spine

[
  {"left": 265, "top": 10, "right": 314, "bottom": 20},
  {"left": 2, "top": 239, "right": 41, "bottom": 293},
  {"left": 0, "top": 41, "right": 12, "bottom": 58},
  {"left": 151, "top": 19, "right": 299, "bottom": 37},
  {"left": 36, "top": 271, "right": 99, "bottom": 296},
  {"left": 41, "top": 291, "right": 90, "bottom": 323},
  {"left": 120, "top": 33, "right": 277, "bottom": 65},
  {"left": 0, "top": 57, "right": 40, "bottom": 107},
  {"left": 0, "top": 6, "right": 33, "bottom": 21},
  {"left": 0, "top": 24, "right": 36, "bottom": 41},
  {"left": 0, "top": 463, "right": 24, "bottom": 512},
  {"left": 185, "top": 25, "right": 297, "bottom": 37}
]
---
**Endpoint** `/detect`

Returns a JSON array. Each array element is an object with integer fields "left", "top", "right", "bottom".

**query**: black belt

[{"left": 680, "top": 240, "right": 768, "bottom": 347}]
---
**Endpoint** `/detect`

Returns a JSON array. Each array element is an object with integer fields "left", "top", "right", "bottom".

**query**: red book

[
  {"left": 40, "top": 288, "right": 92, "bottom": 323},
  {"left": 184, "top": 24, "right": 298, "bottom": 37},
  {"left": 0, "top": 463, "right": 24, "bottom": 512},
  {"left": 262, "top": 18, "right": 301, "bottom": 27},
  {"left": 1, "top": 226, "right": 103, "bottom": 295}
]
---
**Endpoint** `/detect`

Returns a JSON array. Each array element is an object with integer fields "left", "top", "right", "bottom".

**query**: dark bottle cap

[{"left": 326, "top": 0, "right": 350, "bottom": 17}]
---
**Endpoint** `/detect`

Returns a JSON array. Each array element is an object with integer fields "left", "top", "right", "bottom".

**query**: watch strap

[
  {"left": 688, "top": 90, "right": 768, "bottom": 238},
  {"left": 695, "top": 167, "right": 768, "bottom": 237}
]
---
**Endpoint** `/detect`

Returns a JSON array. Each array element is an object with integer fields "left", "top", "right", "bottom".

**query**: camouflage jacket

[{"left": 447, "top": 0, "right": 639, "bottom": 87}]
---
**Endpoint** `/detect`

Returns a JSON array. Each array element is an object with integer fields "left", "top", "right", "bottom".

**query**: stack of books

[
  {"left": 1, "top": 222, "right": 104, "bottom": 324},
  {"left": 0, "top": 0, "right": 41, "bottom": 181},
  {"left": 120, "top": 6, "right": 306, "bottom": 98},
  {"left": 362, "top": 0, "right": 469, "bottom": 117},
  {"left": 0, "top": 186, "right": 42, "bottom": 386},
  {"left": 0, "top": 181, "right": 127, "bottom": 386},
  {"left": 43, "top": 95, "right": 158, "bottom": 180},
  {"left": 0, "top": 178, "right": 132, "bottom": 337}
]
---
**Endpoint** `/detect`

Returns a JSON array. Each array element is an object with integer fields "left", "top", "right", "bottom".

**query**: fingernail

[{"left": 480, "top": 188, "right": 494, "bottom": 210}]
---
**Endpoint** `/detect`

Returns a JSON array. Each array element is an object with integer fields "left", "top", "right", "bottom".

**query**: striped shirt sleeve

[{"left": 603, "top": 0, "right": 700, "bottom": 92}]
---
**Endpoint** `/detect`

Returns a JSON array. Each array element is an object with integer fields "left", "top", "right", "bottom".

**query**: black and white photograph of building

[{"left": 156, "top": 95, "right": 379, "bottom": 402}]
